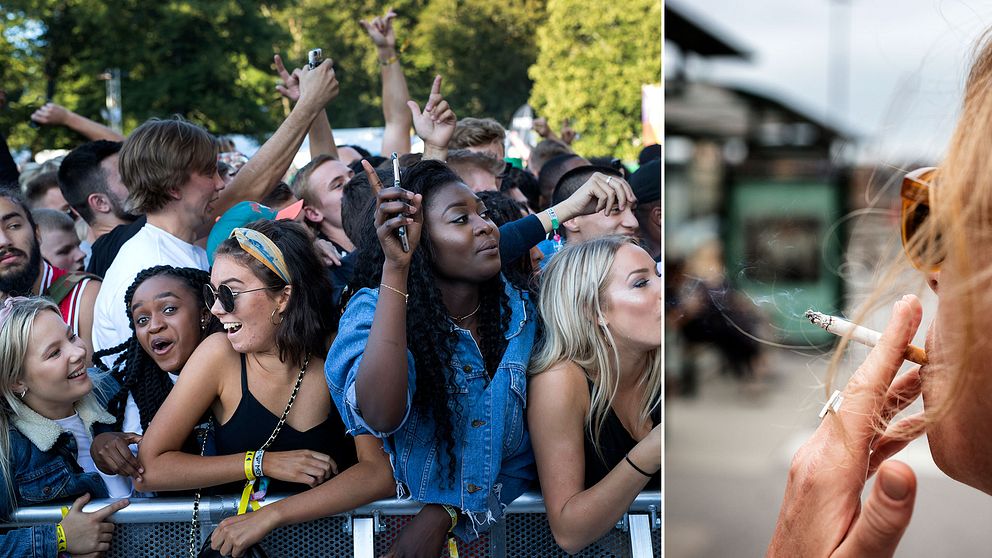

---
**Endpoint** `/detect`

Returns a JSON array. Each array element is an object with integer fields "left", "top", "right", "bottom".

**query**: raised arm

[
  {"left": 274, "top": 54, "right": 338, "bottom": 160},
  {"left": 529, "top": 363, "right": 659, "bottom": 554},
  {"left": 213, "top": 60, "right": 340, "bottom": 217},
  {"left": 353, "top": 166, "right": 424, "bottom": 433},
  {"left": 31, "top": 102, "right": 125, "bottom": 142},
  {"left": 408, "top": 75, "right": 455, "bottom": 162},
  {"left": 362, "top": 9, "right": 412, "bottom": 156}
]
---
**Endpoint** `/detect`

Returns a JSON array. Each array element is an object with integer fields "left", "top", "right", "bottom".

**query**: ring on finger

[
  {"left": 818, "top": 389, "right": 844, "bottom": 419},
  {"left": 606, "top": 176, "right": 614, "bottom": 186}
]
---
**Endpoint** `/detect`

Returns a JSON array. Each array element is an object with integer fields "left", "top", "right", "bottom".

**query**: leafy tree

[
  {"left": 528, "top": 0, "right": 660, "bottom": 160},
  {"left": 406, "top": 0, "right": 544, "bottom": 124}
]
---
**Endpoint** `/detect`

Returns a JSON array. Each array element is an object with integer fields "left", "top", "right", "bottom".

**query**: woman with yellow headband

[{"left": 136, "top": 220, "right": 394, "bottom": 556}]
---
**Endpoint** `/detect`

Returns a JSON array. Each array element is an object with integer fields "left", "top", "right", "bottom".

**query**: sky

[{"left": 667, "top": 0, "right": 992, "bottom": 164}]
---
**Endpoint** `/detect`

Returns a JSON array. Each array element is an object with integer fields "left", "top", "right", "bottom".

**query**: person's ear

[
  {"left": 303, "top": 204, "right": 323, "bottom": 225},
  {"left": 277, "top": 285, "right": 292, "bottom": 313},
  {"left": 650, "top": 205, "right": 661, "bottom": 227},
  {"left": 87, "top": 192, "right": 112, "bottom": 215},
  {"left": 563, "top": 218, "right": 581, "bottom": 233}
]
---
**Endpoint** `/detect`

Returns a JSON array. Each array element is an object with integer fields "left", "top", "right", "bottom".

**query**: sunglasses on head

[
  {"left": 900, "top": 167, "right": 943, "bottom": 272},
  {"left": 203, "top": 283, "right": 280, "bottom": 313}
]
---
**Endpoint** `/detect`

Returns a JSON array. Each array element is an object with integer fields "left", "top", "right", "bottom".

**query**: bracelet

[
  {"left": 253, "top": 450, "right": 265, "bottom": 479},
  {"left": 441, "top": 504, "right": 458, "bottom": 532},
  {"left": 379, "top": 54, "right": 399, "bottom": 66},
  {"left": 56, "top": 522, "right": 68, "bottom": 552},
  {"left": 546, "top": 207, "right": 560, "bottom": 231},
  {"left": 380, "top": 283, "right": 409, "bottom": 303},
  {"left": 244, "top": 451, "right": 257, "bottom": 481},
  {"left": 625, "top": 454, "right": 654, "bottom": 478}
]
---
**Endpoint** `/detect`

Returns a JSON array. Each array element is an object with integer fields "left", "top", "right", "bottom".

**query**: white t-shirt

[
  {"left": 92, "top": 223, "right": 208, "bottom": 365},
  {"left": 54, "top": 414, "right": 133, "bottom": 498}
]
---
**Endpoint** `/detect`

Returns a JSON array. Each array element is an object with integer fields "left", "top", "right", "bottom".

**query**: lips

[
  {"left": 150, "top": 337, "right": 175, "bottom": 355},
  {"left": 0, "top": 250, "right": 25, "bottom": 266},
  {"left": 477, "top": 239, "right": 498, "bottom": 254}
]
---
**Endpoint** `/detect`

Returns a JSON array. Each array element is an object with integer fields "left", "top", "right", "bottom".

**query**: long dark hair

[
  {"left": 214, "top": 219, "right": 336, "bottom": 367},
  {"left": 348, "top": 160, "right": 512, "bottom": 482},
  {"left": 94, "top": 266, "right": 220, "bottom": 430}
]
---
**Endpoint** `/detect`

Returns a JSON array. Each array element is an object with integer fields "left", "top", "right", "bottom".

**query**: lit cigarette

[{"left": 805, "top": 309, "right": 927, "bottom": 365}]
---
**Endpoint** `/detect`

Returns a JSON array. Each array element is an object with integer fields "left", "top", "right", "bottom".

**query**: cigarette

[{"left": 805, "top": 309, "right": 927, "bottom": 365}]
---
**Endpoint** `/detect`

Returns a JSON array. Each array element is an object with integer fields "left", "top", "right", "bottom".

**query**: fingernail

[
  {"left": 879, "top": 466, "right": 910, "bottom": 501},
  {"left": 139, "top": 468, "right": 144, "bottom": 473}
]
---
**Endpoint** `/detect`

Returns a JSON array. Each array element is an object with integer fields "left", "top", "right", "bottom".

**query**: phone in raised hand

[{"left": 308, "top": 48, "right": 323, "bottom": 70}]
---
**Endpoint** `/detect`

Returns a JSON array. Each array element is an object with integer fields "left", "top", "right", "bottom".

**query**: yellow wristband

[
  {"left": 379, "top": 54, "right": 399, "bottom": 66},
  {"left": 56, "top": 522, "right": 68, "bottom": 552},
  {"left": 244, "top": 451, "right": 256, "bottom": 481},
  {"left": 442, "top": 504, "right": 457, "bottom": 532},
  {"left": 59, "top": 506, "right": 69, "bottom": 519}
]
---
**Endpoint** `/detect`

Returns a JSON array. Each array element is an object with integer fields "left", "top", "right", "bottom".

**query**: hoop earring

[
  {"left": 16, "top": 389, "right": 26, "bottom": 399},
  {"left": 270, "top": 309, "right": 284, "bottom": 325}
]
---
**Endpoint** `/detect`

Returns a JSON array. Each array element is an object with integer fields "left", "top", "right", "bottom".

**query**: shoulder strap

[{"left": 44, "top": 271, "right": 99, "bottom": 304}]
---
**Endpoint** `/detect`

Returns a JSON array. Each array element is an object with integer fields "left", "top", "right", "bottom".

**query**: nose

[
  {"left": 148, "top": 311, "right": 166, "bottom": 333},
  {"left": 473, "top": 214, "right": 495, "bottom": 235},
  {"left": 620, "top": 207, "right": 640, "bottom": 233},
  {"left": 208, "top": 294, "right": 226, "bottom": 317},
  {"left": 68, "top": 338, "right": 86, "bottom": 363}
]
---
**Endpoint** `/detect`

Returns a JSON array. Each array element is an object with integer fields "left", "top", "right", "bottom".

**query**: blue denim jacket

[
  {"left": 0, "top": 370, "right": 118, "bottom": 558},
  {"left": 325, "top": 279, "right": 537, "bottom": 540}
]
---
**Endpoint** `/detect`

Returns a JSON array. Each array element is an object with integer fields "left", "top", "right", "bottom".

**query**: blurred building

[{"left": 665, "top": 3, "right": 852, "bottom": 344}]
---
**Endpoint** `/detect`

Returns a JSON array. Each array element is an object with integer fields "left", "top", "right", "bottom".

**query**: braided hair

[
  {"left": 93, "top": 266, "right": 220, "bottom": 431},
  {"left": 349, "top": 160, "right": 512, "bottom": 483}
]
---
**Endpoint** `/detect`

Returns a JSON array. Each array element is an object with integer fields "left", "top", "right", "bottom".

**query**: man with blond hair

[
  {"left": 290, "top": 154, "right": 355, "bottom": 256},
  {"left": 446, "top": 149, "right": 504, "bottom": 192},
  {"left": 92, "top": 59, "right": 342, "bottom": 357},
  {"left": 449, "top": 117, "right": 506, "bottom": 161}
]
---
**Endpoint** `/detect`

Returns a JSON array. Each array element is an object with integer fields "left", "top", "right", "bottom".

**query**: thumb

[
  {"left": 838, "top": 461, "right": 916, "bottom": 558},
  {"left": 406, "top": 100, "right": 422, "bottom": 119},
  {"left": 124, "top": 433, "right": 143, "bottom": 444},
  {"left": 70, "top": 493, "right": 91, "bottom": 513}
]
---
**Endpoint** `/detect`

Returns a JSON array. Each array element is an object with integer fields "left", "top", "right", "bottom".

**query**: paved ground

[{"left": 665, "top": 347, "right": 992, "bottom": 557}]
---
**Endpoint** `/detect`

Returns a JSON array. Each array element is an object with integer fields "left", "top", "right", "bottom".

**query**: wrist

[
  {"left": 377, "top": 46, "right": 398, "bottom": 57},
  {"left": 383, "top": 260, "right": 411, "bottom": 276},
  {"left": 549, "top": 202, "right": 575, "bottom": 224},
  {"left": 627, "top": 444, "right": 660, "bottom": 474}
]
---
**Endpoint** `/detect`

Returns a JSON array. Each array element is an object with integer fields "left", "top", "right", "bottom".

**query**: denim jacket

[
  {"left": 325, "top": 279, "right": 537, "bottom": 540},
  {"left": 0, "top": 370, "right": 119, "bottom": 558}
]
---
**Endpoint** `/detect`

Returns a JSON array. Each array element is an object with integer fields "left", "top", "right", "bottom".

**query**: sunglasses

[
  {"left": 900, "top": 167, "right": 942, "bottom": 271},
  {"left": 203, "top": 283, "right": 280, "bottom": 313}
]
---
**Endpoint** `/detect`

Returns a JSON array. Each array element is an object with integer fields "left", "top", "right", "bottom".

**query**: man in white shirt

[{"left": 92, "top": 59, "right": 342, "bottom": 359}]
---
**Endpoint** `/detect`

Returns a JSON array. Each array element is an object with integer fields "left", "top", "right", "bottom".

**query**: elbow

[
  {"left": 363, "top": 412, "right": 403, "bottom": 436},
  {"left": 554, "top": 533, "right": 589, "bottom": 556}
]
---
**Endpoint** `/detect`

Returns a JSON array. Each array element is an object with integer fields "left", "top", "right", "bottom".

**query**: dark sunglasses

[
  {"left": 203, "top": 283, "right": 280, "bottom": 313},
  {"left": 900, "top": 167, "right": 942, "bottom": 272}
]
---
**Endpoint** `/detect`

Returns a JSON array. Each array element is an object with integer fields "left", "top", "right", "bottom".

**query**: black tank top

[
  {"left": 583, "top": 402, "right": 661, "bottom": 490},
  {"left": 212, "top": 354, "right": 357, "bottom": 494}
]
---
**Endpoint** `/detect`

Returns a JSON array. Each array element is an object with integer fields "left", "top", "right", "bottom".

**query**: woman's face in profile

[
  {"left": 209, "top": 255, "right": 284, "bottom": 355},
  {"left": 425, "top": 181, "right": 502, "bottom": 282},
  {"left": 922, "top": 262, "right": 992, "bottom": 494},
  {"left": 601, "top": 244, "right": 662, "bottom": 351}
]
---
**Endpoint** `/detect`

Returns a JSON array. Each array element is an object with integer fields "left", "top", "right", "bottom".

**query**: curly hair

[
  {"left": 93, "top": 266, "right": 220, "bottom": 431},
  {"left": 348, "top": 160, "right": 512, "bottom": 482}
]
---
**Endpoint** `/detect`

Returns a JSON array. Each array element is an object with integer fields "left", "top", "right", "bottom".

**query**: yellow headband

[{"left": 230, "top": 228, "right": 291, "bottom": 284}]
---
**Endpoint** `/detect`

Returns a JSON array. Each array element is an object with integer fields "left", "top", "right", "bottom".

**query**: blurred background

[{"left": 665, "top": 1, "right": 992, "bottom": 556}]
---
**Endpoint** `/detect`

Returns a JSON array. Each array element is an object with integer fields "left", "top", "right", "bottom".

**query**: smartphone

[{"left": 308, "top": 49, "right": 323, "bottom": 70}]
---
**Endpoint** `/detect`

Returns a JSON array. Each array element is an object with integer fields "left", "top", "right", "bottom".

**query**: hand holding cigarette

[{"left": 806, "top": 309, "right": 928, "bottom": 365}]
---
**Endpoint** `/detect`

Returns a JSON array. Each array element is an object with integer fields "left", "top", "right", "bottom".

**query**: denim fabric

[
  {"left": 0, "top": 526, "right": 58, "bottom": 558},
  {"left": 326, "top": 279, "right": 537, "bottom": 540},
  {"left": 0, "top": 370, "right": 118, "bottom": 557},
  {"left": 536, "top": 238, "right": 564, "bottom": 269}
]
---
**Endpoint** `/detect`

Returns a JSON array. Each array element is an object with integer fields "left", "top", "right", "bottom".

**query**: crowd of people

[{"left": 0, "top": 10, "right": 660, "bottom": 558}]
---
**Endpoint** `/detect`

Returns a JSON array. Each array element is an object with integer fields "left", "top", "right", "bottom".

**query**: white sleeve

[{"left": 122, "top": 394, "right": 143, "bottom": 455}]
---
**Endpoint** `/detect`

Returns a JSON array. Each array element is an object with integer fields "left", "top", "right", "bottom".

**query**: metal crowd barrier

[{"left": 4, "top": 491, "right": 661, "bottom": 557}]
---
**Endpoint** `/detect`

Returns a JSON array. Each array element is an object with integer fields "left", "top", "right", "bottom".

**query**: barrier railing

[{"left": 3, "top": 491, "right": 661, "bottom": 557}]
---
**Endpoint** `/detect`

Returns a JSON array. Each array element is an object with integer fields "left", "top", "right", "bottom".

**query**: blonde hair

[
  {"left": 0, "top": 297, "right": 62, "bottom": 509},
  {"left": 530, "top": 236, "right": 661, "bottom": 454},
  {"left": 829, "top": 31, "right": 992, "bottom": 437}
]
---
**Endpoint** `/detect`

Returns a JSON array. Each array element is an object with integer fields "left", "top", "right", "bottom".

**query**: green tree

[
  {"left": 407, "top": 0, "right": 544, "bottom": 124},
  {"left": 528, "top": 0, "right": 660, "bottom": 160}
]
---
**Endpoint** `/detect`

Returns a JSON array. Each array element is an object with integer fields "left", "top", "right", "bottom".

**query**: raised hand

[
  {"left": 367, "top": 159, "right": 423, "bottom": 268},
  {"left": 552, "top": 172, "right": 635, "bottom": 222},
  {"left": 533, "top": 117, "right": 552, "bottom": 139},
  {"left": 273, "top": 54, "right": 301, "bottom": 102},
  {"left": 31, "top": 102, "right": 71, "bottom": 127},
  {"left": 560, "top": 118, "right": 576, "bottom": 144},
  {"left": 359, "top": 8, "right": 398, "bottom": 50},
  {"left": 407, "top": 75, "right": 455, "bottom": 150},
  {"left": 91, "top": 432, "right": 144, "bottom": 480},
  {"left": 261, "top": 450, "right": 337, "bottom": 488},
  {"left": 297, "top": 58, "right": 339, "bottom": 110},
  {"left": 60, "top": 494, "right": 130, "bottom": 556}
]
